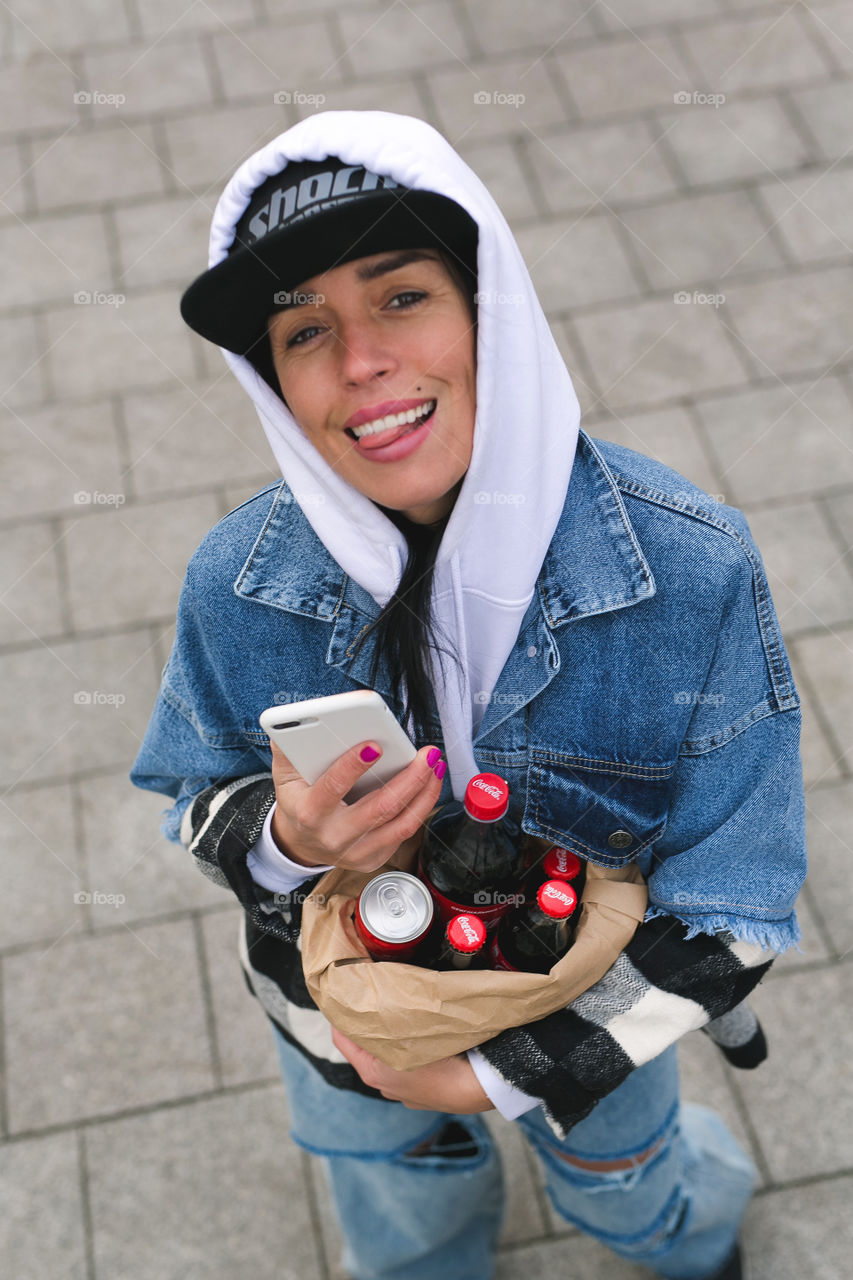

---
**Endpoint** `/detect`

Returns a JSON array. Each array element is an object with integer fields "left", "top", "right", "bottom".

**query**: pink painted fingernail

[
  {"left": 360, "top": 745, "right": 380, "bottom": 762},
  {"left": 434, "top": 760, "right": 446, "bottom": 780},
  {"left": 426, "top": 747, "right": 441, "bottom": 767}
]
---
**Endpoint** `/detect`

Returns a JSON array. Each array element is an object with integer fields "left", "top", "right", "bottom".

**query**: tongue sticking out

[{"left": 354, "top": 404, "right": 436, "bottom": 451}]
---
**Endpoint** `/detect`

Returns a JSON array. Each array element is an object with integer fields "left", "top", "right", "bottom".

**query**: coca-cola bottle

[
  {"left": 489, "top": 880, "right": 580, "bottom": 974},
  {"left": 419, "top": 913, "right": 489, "bottom": 970},
  {"left": 418, "top": 773, "right": 525, "bottom": 932},
  {"left": 522, "top": 846, "right": 585, "bottom": 904}
]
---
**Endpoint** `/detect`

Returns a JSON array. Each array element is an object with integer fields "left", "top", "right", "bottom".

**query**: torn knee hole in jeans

[
  {"left": 546, "top": 1133, "right": 667, "bottom": 1175},
  {"left": 405, "top": 1120, "right": 481, "bottom": 1160}
]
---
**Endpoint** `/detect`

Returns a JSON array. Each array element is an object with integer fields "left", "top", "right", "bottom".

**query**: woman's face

[{"left": 267, "top": 248, "right": 477, "bottom": 525}]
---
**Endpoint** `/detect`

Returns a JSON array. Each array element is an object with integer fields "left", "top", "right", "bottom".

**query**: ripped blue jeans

[{"left": 270, "top": 1025, "right": 756, "bottom": 1280}]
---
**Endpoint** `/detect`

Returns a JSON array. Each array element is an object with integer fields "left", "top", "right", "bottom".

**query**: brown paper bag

[{"left": 301, "top": 834, "right": 647, "bottom": 1071}]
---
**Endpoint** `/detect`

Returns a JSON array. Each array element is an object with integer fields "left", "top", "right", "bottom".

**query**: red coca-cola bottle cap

[
  {"left": 463, "top": 772, "right": 509, "bottom": 821},
  {"left": 446, "top": 913, "right": 487, "bottom": 954},
  {"left": 543, "top": 847, "right": 583, "bottom": 881},
  {"left": 536, "top": 880, "right": 578, "bottom": 920}
]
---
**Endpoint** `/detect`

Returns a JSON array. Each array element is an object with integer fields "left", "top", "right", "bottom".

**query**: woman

[{"left": 131, "top": 111, "right": 806, "bottom": 1280}]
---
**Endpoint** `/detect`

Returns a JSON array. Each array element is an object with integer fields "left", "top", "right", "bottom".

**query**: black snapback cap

[{"left": 180, "top": 156, "right": 479, "bottom": 358}]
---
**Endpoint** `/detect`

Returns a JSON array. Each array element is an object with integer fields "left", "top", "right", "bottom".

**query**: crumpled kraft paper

[{"left": 300, "top": 835, "right": 647, "bottom": 1071}]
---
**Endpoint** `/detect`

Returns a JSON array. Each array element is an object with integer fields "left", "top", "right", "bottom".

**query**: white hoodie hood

[{"left": 206, "top": 111, "right": 580, "bottom": 800}]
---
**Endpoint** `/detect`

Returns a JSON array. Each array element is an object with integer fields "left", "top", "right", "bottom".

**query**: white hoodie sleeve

[{"left": 246, "top": 803, "right": 334, "bottom": 893}]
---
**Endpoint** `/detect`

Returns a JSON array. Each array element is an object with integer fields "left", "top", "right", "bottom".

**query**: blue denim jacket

[{"left": 131, "top": 429, "right": 806, "bottom": 952}]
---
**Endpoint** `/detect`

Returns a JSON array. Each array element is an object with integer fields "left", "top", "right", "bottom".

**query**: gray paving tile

[
  {"left": 515, "top": 214, "right": 641, "bottom": 311},
  {"left": 550, "top": 319, "right": 602, "bottom": 420},
  {"left": 0, "top": 55, "right": 79, "bottom": 137},
  {"left": 428, "top": 57, "right": 567, "bottom": 144},
  {"left": 0, "top": 628, "right": 162, "bottom": 788},
  {"left": 0, "top": 137, "right": 27, "bottom": 215},
  {"left": 595, "top": 0, "right": 719, "bottom": 27},
  {"left": 290, "top": 77, "right": 427, "bottom": 125},
  {"left": 462, "top": 0, "right": 598, "bottom": 55},
  {"left": 0, "top": 518, "right": 65, "bottom": 645},
  {"left": 85, "top": 1086, "right": 323, "bottom": 1280},
  {"left": 31, "top": 121, "right": 166, "bottom": 211},
  {"left": 587, "top": 404, "right": 723, "bottom": 497},
  {"left": 495, "top": 1232, "right": 643, "bottom": 1279},
  {"left": 679, "top": 9, "right": 830, "bottom": 93},
  {"left": 62, "top": 491, "right": 220, "bottom": 630},
  {"left": 769, "top": 884, "right": 831, "bottom": 975},
  {"left": 114, "top": 194, "right": 215, "bottom": 291},
  {"left": 122, "top": 380, "right": 278, "bottom": 498},
  {"left": 0, "top": 209, "right": 111, "bottom": 310},
  {"left": 0, "top": 312, "right": 48, "bottom": 409},
  {"left": 0, "top": 782, "right": 83, "bottom": 952},
  {"left": 44, "top": 288, "right": 197, "bottom": 400},
  {"left": 82, "top": 37, "right": 215, "bottom": 118},
  {"left": 809, "top": 1, "right": 853, "bottom": 74},
  {"left": 755, "top": 166, "right": 853, "bottom": 265},
  {"left": 79, "top": 772, "right": 228, "bottom": 929},
  {"left": 5, "top": 918, "right": 214, "bottom": 1131},
  {"left": 739, "top": 497, "right": 853, "bottom": 634},
  {"left": 6, "top": 0, "right": 131, "bottom": 56},
  {"left": 801, "top": 779, "right": 853, "bottom": 958},
  {"left": 788, "top": 644, "right": 845, "bottom": 789},
  {"left": 339, "top": 1, "right": 470, "bottom": 77},
  {"left": 210, "top": 15, "right": 343, "bottom": 100},
  {"left": 744, "top": 1174, "right": 853, "bottom": 1280},
  {"left": 657, "top": 95, "right": 813, "bottom": 188},
  {"left": 620, "top": 188, "right": 784, "bottom": 290},
  {"left": 736, "top": 962, "right": 853, "bottom": 1180},
  {"left": 455, "top": 137, "right": 542, "bottom": 221},
  {"left": 133, "top": 0, "right": 256, "bottom": 39},
  {"left": 2, "top": 398, "right": 124, "bottom": 521},
  {"left": 221, "top": 475, "right": 285, "bottom": 518},
  {"left": 692, "top": 376, "right": 853, "bottom": 505},
  {"left": 0, "top": 1130, "right": 87, "bottom": 1280},
  {"left": 524, "top": 119, "right": 679, "bottom": 212},
  {"left": 164, "top": 102, "right": 285, "bottom": 193},
  {"left": 200, "top": 907, "right": 283, "bottom": 1087},
  {"left": 791, "top": 78, "right": 853, "bottom": 163},
  {"left": 553, "top": 32, "right": 692, "bottom": 118},
  {"left": 572, "top": 294, "right": 748, "bottom": 409}
]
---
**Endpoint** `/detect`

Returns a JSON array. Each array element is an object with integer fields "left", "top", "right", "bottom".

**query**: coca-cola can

[{"left": 355, "top": 871, "right": 435, "bottom": 962}]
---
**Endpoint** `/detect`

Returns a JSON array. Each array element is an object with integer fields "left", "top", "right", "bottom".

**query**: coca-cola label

[
  {"left": 538, "top": 880, "right": 577, "bottom": 918},
  {"left": 449, "top": 913, "right": 486, "bottom": 952},
  {"left": 471, "top": 777, "right": 503, "bottom": 800}
]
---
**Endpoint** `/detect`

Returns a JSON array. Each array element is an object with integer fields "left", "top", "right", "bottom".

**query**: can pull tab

[{"left": 377, "top": 883, "right": 407, "bottom": 918}]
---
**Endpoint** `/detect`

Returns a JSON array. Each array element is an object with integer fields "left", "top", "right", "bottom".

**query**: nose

[{"left": 337, "top": 318, "right": 398, "bottom": 386}]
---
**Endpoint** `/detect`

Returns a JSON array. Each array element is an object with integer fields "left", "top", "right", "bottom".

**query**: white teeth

[{"left": 351, "top": 400, "right": 436, "bottom": 440}]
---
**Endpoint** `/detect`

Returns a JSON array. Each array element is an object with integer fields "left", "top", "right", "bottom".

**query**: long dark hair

[{"left": 254, "top": 247, "right": 478, "bottom": 742}]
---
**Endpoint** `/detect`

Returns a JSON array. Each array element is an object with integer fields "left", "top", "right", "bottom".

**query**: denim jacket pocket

[{"left": 525, "top": 754, "right": 673, "bottom": 869}]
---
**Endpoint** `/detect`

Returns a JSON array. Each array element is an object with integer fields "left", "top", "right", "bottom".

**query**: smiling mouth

[{"left": 345, "top": 399, "right": 437, "bottom": 445}]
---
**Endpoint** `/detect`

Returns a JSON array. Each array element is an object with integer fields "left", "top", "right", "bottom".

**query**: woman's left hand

[{"left": 331, "top": 1028, "right": 495, "bottom": 1113}]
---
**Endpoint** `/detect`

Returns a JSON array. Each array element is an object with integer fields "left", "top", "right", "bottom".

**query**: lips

[{"left": 343, "top": 397, "right": 435, "bottom": 438}]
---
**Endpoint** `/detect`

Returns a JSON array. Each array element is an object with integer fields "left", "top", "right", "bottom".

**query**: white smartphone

[{"left": 258, "top": 690, "right": 418, "bottom": 802}]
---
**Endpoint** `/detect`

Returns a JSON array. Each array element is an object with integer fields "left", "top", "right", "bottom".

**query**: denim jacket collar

[{"left": 234, "top": 430, "right": 656, "bottom": 739}]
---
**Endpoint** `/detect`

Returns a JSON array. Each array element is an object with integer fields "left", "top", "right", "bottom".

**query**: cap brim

[{"left": 180, "top": 189, "right": 477, "bottom": 357}]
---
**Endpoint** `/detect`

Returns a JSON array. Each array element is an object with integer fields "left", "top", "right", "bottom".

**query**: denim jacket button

[{"left": 607, "top": 830, "right": 633, "bottom": 849}]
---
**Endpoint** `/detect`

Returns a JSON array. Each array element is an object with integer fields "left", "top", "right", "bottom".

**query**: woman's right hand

[{"left": 268, "top": 739, "right": 446, "bottom": 873}]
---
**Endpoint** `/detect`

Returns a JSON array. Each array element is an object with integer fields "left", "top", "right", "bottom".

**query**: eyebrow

[{"left": 354, "top": 249, "right": 437, "bottom": 282}]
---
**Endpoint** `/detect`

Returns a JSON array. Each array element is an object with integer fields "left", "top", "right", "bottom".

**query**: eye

[
  {"left": 388, "top": 290, "right": 426, "bottom": 309},
  {"left": 284, "top": 323, "right": 325, "bottom": 349}
]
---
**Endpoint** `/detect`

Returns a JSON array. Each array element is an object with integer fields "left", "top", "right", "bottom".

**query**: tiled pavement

[{"left": 2, "top": 1, "right": 852, "bottom": 1276}]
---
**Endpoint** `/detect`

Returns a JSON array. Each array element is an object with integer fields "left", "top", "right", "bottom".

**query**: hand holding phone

[{"left": 259, "top": 691, "right": 446, "bottom": 873}]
